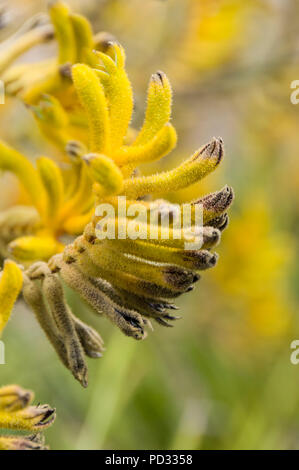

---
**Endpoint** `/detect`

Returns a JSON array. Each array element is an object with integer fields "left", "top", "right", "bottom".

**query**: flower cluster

[
  {"left": 0, "top": 2, "right": 233, "bottom": 387},
  {"left": 0, "top": 384, "right": 55, "bottom": 450}
]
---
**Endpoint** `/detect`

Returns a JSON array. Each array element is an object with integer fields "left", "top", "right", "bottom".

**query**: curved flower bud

[
  {"left": 37, "top": 156, "right": 64, "bottom": 219},
  {"left": 0, "top": 260, "right": 23, "bottom": 335},
  {"left": 0, "top": 382, "right": 56, "bottom": 450},
  {"left": 72, "top": 63, "right": 110, "bottom": 153},
  {"left": 123, "top": 137, "right": 224, "bottom": 199},
  {"left": 0, "top": 404, "right": 56, "bottom": 431},
  {"left": 84, "top": 153, "right": 124, "bottom": 196},
  {"left": 133, "top": 71, "right": 172, "bottom": 146},
  {"left": 49, "top": 1, "right": 76, "bottom": 64},
  {"left": 0, "top": 140, "right": 47, "bottom": 215},
  {"left": 8, "top": 236, "right": 64, "bottom": 263}
]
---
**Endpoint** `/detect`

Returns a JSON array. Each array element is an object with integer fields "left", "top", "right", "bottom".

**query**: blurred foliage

[{"left": 0, "top": 0, "right": 299, "bottom": 450}]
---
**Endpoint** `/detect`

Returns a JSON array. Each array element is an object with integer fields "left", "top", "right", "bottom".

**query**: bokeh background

[{"left": 1, "top": 0, "right": 299, "bottom": 450}]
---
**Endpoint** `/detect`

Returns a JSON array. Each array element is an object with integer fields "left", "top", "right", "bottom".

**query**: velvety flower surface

[{"left": 0, "top": 2, "right": 233, "bottom": 387}]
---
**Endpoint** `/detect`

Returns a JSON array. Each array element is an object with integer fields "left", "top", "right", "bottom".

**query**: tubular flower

[
  {"left": 0, "top": 3, "right": 234, "bottom": 387},
  {"left": 0, "top": 384, "right": 56, "bottom": 450}
]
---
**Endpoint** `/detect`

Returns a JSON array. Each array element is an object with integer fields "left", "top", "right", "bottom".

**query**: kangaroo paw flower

[
  {"left": 0, "top": 384, "right": 56, "bottom": 449},
  {"left": 0, "top": 2, "right": 234, "bottom": 386}
]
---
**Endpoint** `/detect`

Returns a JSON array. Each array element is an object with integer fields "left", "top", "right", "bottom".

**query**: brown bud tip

[
  {"left": 164, "top": 266, "right": 194, "bottom": 290},
  {"left": 42, "top": 25, "right": 55, "bottom": 41},
  {"left": 94, "top": 32, "right": 117, "bottom": 52},
  {"left": 208, "top": 137, "right": 224, "bottom": 165},
  {"left": 59, "top": 62, "right": 72, "bottom": 79},
  {"left": 66, "top": 140, "right": 86, "bottom": 160},
  {"left": 200, "top": 185, "right": 234, "bottom": 213},
  {"left": 21, "top": 405, "right": 56, "bottom": 429},
  {"left": 190, "top": 137, "right": 224, "bottom": 165},
  {"left": 73, "top": 368, "right": 88, "bottom": 388},
  {"left": 152, "top": 71, "right": 166, "bottom": 85}
]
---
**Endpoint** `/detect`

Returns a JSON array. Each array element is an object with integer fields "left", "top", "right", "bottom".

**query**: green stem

[{"left": 75, "top": 331, "right": 137, "bottom": 450}]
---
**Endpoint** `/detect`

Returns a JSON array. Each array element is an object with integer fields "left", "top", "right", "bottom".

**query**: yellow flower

[
  {"left": 0, "top": 384, "right": 56, "bottom": 450},
  {"left": 212, "top": 199, "right": 293, "bottom": 342},
  {"left": 0, "top": 2, "right": 233, "bottom": 387}
]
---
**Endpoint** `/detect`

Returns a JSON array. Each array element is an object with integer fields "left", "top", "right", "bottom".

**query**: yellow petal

[
  {"left": 123, "top": 137, "right": 224, "bottom": 199},
  {"left": 133, "top": 71, "right": 172, "bottom": 146},
  {"left": 70, "top": 13, "right": 94, "bottom": 62},
  {"left": 0, "top": 260, "right": 23, "bottom": 335},
  {"left": 31, "top": 95, "right": 69, "bottom": 128},
  {"left": 84, "top": 153, "right": 123, "bottom": 196},
  {"left": 37, "top": 156, "right": 64, "bottom": 219},
  {"left": 96, "top": 45, "right": 133, "bottom": 150},
  {"left": 8, "top": 236, "right": 64, "bottom": 263},
  {"left": 115, "top": 123, "right": 177, "bottom": 165},
  {"left": 72, "top": 64, "right": 110, "bottom": 153},
  {"left": 49, "top": 1, "right": 76, "bottom": 64},
  {"left": 0, "top": 140, "right": 47, "bottom": 215},
  {"left": 63, "top": 209, "right": 94, "bottom": 235}
]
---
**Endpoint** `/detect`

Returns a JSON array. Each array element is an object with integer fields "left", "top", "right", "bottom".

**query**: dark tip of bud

[
  {"left": 208, "top": 213, "right": 229, "bottom": 231},
  {"left": 202, "top": 137, "right": 224, "bottom": 165},
  {"left": 86, "top": 233, "right": 96, "bottom": 244},
  {"left": 153, "top": 71, "right": 166, "bottom": 85},
  {"left": 164, "top": 267, "right": 194, "bottom": 290},
  {"left": 192, "top": 274, "right": 201, "bottom": 283},
  {"left": 191, "top": 137, "right": 224, "bottom": 164},
  {"left": 149, "top": 303, "right": 165, "bottom": 313},
  {"left": 66, "top": 140, "right": 86, "bottom": 160},
  {"left": 163, "top": 314, "right": 182, "bottom": 321},
  {"left": 89, "top": 352, "right": 103, "bottom": 358},
  {"left": 208, "top": 229, "right": 221, "bottom": 247},
  {"left": 155, "top": 317, "right": 174, "bottom": 328},
  {"left": 221, "top": 185, "right": 234, "bottom": 205},
  {"left": 200, "top": 186, "right": 234, "bottom": 214},
  {"left": 210, "top": 137, "right": 224, "bottom": 165},
  {"left": 209, "top": 253, "right": 218, "bottom": 266},
  {"left": 59, "top": 62, "right": 72, "bottom": 79},
  {"left": 168, "top": 304, "right": 179, "bottom": 310},
  {"left": 94, "top": 32, "right": 117, "bottom": 52},
  {"left": 219, "top": 214, "right": 229, "bottom": 231},
  {"left": 38, "top": 407, "right": 55, "bottom": 425},
  {"left": 42, "top": 25, "right": 55, "bottom": 41},
  {"left": 186, "top": 286, "right": 194, "bottom": 292},
  {"left": 115, "top": 308, "right": 145, "bottom": 335},
  {"left": 29, "top": 405, "right": 56, "bottom": 428}
]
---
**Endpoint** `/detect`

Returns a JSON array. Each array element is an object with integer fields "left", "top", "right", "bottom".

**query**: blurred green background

[{"left": 1, "top": 0, "right": 299, "bottom": 450}]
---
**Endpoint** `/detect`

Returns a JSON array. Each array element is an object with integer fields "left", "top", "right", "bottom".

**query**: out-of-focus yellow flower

[
  {"left": 211, "top": 199, "right": 293, "bottom": 341},
  {"left": 174, "top": 0, "right": 250, "bottom": 74}
]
